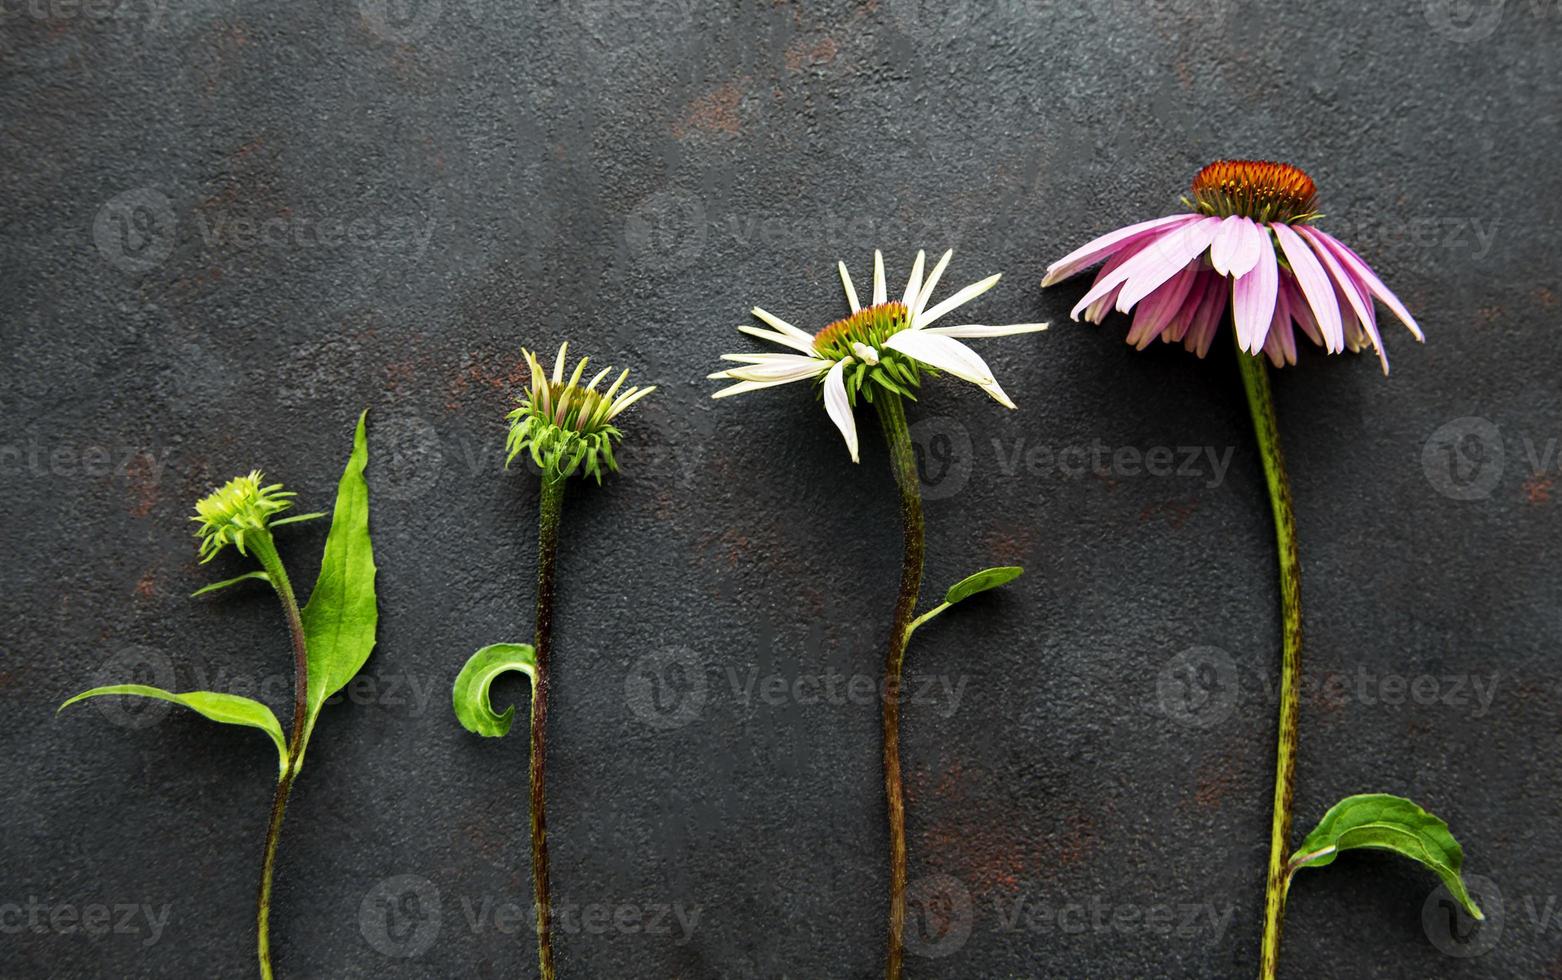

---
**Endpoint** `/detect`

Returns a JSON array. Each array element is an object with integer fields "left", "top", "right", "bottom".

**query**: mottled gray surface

[{"left": 2, "top": 0, "right": 1559, "bottom": 977}]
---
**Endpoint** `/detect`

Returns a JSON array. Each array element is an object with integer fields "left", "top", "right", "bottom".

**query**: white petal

[
  {"left": 851, "top": 342, "right": 880, "bottom": 364},
  {"left": 738, "top": 324, "right": 817, "bottom": 354},
  {"left": 914, "top": 249, "right": 953, "bottom": 322},
  {"left": 551, "top": 341, "right": 569, "bottom": 383},
  {"left": 918, "top": 273, "right": 1001, "bottom": 328},
  {"left": 872, "top": 249, "right": 886, "bottom": 306},
  {"left": 923, "top": 322, "right": 1048, "bottom": 338},
  {"left": 720, "top": 353, "right": 811, "bottom": 364},
  {"left": 608, "top": 385, "right": 655, "bottom": 416},
  {"left": 717, "top": 355, "right": 830, "bottom": 383},
  {"left": 822, "top": 360, "right": 859, "bottom": 463},
  {"left": 883, "top": 331, "right": 1015, "bottom": 408},
  {"left": 900, "top": 250, "right": 925, "bottom": 310},
  {"left": 711, "top": 377, "right": 813, "bottom": 399},
  {"left": 838, "top": 260, "right": 860, "bottom": 313},
  {"left": 751, "top": 307, "right": 812, "bottom": 342}
]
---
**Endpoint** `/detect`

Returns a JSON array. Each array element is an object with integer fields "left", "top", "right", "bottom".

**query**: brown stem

[
  {"left": 875, "top": 394, "right": 925, "bottom": 980},
  {"left": 529, "top": 475, "right": 566, "bottom": 980}
]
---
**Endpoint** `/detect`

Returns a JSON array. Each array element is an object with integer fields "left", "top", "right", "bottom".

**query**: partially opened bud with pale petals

[{"left": 506, "top": 343, "right": 656, "bottom": 483}]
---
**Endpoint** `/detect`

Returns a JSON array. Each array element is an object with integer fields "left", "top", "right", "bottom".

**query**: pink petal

[
  {"left": 1231, "top": 229, "right": 1279, "bottom": 354},
  {"left": 1210, "top": 215, "right": 1262, "bottom": 278},
  {"left": 1183, "top": 276, "right": 1229, "bottom": 358},
  {"left": 1127, "top": 262, "right": 1199, "bottom": 349},
  {"left": 1272, "top": 222, "right": 1344, "bottom": 354},
  {"left": 1071, "top": 237, "right": 1148, "bottom": 320},
  {"left": 1043, "top": 213, "right": 1198, "bottom": 286},
  {"left": 1163, "top": 270, "right": 1218, "bottom": 343},
  {"left": 1304, "top": 228, "right": 1424, "bottom": 341},
  {"left": 1268, "top": 285, "right": 1297, "bottom": 366},
  {"left": 1281, "top": 276, "right": 1324, "bottom": 347},
  {"left": 1113, "top": 216, "right": 1223, "bottom": 313}
]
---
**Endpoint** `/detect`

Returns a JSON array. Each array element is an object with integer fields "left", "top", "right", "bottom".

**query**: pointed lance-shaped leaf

[
  {"left": 59, "top": 685, "right": 288, "bottom": 774},
  {"left": 301, "top": 410, "right": 378, "bottom": 724}
]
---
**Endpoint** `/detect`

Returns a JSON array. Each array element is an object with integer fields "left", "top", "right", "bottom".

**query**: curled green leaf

[
  {"left": 1289, "top": 793, "right": 1483, "bottom": 920},
  {"left": 944, "top": 565, "right": 1024, "bottom": 605},
  {"left": 301, "top": 410, "right": 378, "bottom": 726},
  {"left": 191, "top": 569, "right": 272, "bottom": 598},
  {"left": 452, "top": 643, "right": 538, "bottom": 738},
  {"left": 59, "top": 685, "right": 288, "bottom": 774}
]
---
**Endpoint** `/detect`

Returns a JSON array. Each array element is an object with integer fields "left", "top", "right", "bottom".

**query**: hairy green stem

[
  {"left": 247, "top": 530, "right": 310, "bottom": 980},
  {"left": 530, "top": 475, "right": 566, "bottom": 980},
  {"left": 1236, "top": 350, "right": 1303, "bottom": 980},
  {"left": 875, "top": 394, "right": 925, "bottom": 980}
]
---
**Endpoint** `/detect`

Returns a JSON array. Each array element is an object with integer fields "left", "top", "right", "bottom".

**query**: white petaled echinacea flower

[
  {"left": 1043, "top": 160, "right": 1423, "bottom": 373},
  {"left": 709, "top": 248, "right": 1048, "bottom": 462}
]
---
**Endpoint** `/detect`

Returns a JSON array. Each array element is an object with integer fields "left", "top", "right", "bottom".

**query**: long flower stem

[
  {"left": 529, "top": 475, "right": 567, "bottom": 980},
  {"left": 1236, "top": 351, "right": 1303, "bottom": 980},
  {"left": 248, "top": 531, "right": 310, "bottom": 980},
  {"left": 875, "top": 394, "right": 925, "bottom": 980}
]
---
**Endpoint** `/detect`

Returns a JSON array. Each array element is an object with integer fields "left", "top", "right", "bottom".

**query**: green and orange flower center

[
  {"left": 1190, "top": 160, "right": 1319, "bottom": 223},
  {"left": 813, "top": 301, "right": 910, "bottom": 360}
]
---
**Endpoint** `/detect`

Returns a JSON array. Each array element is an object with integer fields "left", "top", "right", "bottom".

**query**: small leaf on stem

[
  {"left": 59, "top": 685, "right": 288, "bottom": 773},
  {"left": 452, "top": 643, "right": 538, "bottom": 738},
  {"left": 944, "top": 566, "right": 1023, "bottom": 605},
  {"left": 1289, "top": 793, "right": 1483, "bottom": 919},
  {"left": 191, "top": 569, "right": 272, "bottom": 598}
]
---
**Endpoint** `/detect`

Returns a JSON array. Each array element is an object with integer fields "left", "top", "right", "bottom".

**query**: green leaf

[
  {"left": 191, "top": 569, "right": 272, "bottom": 598},
  {"left": 944, "top": 566, "right": 1024, "bottom": 605},
  {"left": 452, "top": 643, "right": 538, "bottom": 738},
  {"left": 59, "top": 685, "right": 288, "bottom": 773},
  {"left": 271, "top": 511, "right": 327, "bottom": 528},
  {"left": 300, "top": 410, "right": 378, "bottom": 722},
  {"left": 1290, "top": 793, "right": 1483, "bottom": 919}
]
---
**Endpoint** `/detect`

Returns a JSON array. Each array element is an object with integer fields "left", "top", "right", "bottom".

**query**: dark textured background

[{"left": 2, "top": 0, "right": 1558, "bottom": 977}]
